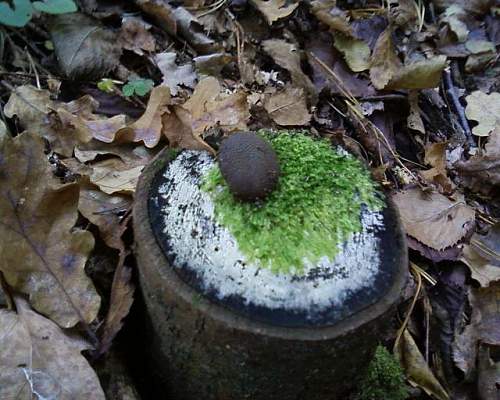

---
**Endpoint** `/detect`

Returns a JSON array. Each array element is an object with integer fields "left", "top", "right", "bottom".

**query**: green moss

[
  {"left": 202, "top": 130, "right": 383, "bottom": 275},
  {"left": 356, "top": 346, "right": 408, "bottom": 400}
]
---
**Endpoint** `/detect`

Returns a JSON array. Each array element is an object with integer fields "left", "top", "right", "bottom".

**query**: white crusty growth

[{"left": 157, "top": 151, "right": 384, "bottom": 312}]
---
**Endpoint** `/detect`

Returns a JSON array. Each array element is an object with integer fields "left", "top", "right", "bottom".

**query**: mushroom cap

[{"left": 218, "top": 132, "right": 280, "bottom": 201}]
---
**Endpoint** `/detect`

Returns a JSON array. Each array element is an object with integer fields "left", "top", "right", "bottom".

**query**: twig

[
  {"left": 394, "top": 262, "right": 423, "bottom": 351},
  {"left": 442, "top": 68, "right": 474, "bottom": 147}
]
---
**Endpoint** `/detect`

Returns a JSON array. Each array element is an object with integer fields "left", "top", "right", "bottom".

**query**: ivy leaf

[
  {"left": 122, "top": 78, "right": 154, "bottom": 97},
  {"left": 0, "top": 0, "right": 32, "bottom": 27},
  {"left": 32, "top": 0, "right": 77, "bottom": 14}
]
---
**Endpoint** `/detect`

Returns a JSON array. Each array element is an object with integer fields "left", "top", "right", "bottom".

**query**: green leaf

[
  {"left": 97, "top": 78, "right": 116, "bottom": 93},
  {"left": 0, "top": 0, "right": 33, "bottom": 27},
  {"left": 32, "top": 0, "right": 77, "bottom": 14},
  {"left": 122, "top": 79, "right": 154, "bottom": 97}
]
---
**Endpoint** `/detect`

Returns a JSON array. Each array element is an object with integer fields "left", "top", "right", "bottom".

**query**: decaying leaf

[
  {"left": 395, "top": 329, "right": 449, "bottom": 400},
  {"left": 461, "top": 222, "right": 500, "bottom": 287},
  {"left": 78, "top": 180, "right": 132, "bottom": 250},
  {"left": 369, "top": 28, "right": 401, "bottom": 90},
  {"left": 390, "top": 0, "right": 419, "bottom": 29},
  {"left": 162, "top": 77, "right": 247, "bottom": 151},
  {"left": 392, "top": 187, "right": 475, "bottom": 250},
  {"left": 387, "top": 56, "right": 448, "bottom": 90},
  {"left": 118, "top": 16, "right": 156, "bottom": 55},
  {"left": 3, "top": 85, "right": 55, "bottom": 132},
  {"left": 464, "top": 90, "right": 500, "bottom": 137},
  {"left": 441, "top": 5, "right": 469, "bottom": 42},
  {"left": 310, "top": 0, "right": 353, "bottom": 35},
  {"left": 172, "top": 7, "right": 217, "bottom": 53},
  {"left": 116, "top": 86, "right": 171, "bottom": 148},
  {"left": 469, "top": 282, "right": 500, "bottom": 346},
  {"left": 97, "top": 247, "right": 134, "bottom": 357},
  {"left": 0, "top": 297, "right": 105, "bottom": 400},
  {"left": 263, "top": 39, "right": 317, "bottom": 104},
  {"left": 420, "top": 142, "right": 455, "bottom": 193},
  {"left": 370, "top": 26, "right": 446, "bottom": 90},
  {"left": 333, "top": 33, "right": 371, "bottom": 72},
  {"left": 136, "top": 0, "right": 177, "bottom": 35},
  {"left": 0, "top": 132, "right": 100, "bottom": 328},
  {"left": 49, "top": 13, "right": 122, "bottom": 80},
  {"left": 155, "top": 52, "right": 198, "bottom": 95},
  {"left": 407, "top": 91, "right": 425, "bottom": 134},
  {"left": 90, "top": 158, "right": 144, "bottom": 195},
  {"left": 250, "top": 0, "right": 298, "bottom": 25},
  {"left": 455, "top": 126, "right": 500, "bottom": 194},
  {"left": 54, "top": 95, "right": 128, "bottom": 145},
  {"left": 264, "top": 86, "right": 311, "bottom": 126},
  {"left": 477, "top": 345, "right": 500, "bottom": 400}
]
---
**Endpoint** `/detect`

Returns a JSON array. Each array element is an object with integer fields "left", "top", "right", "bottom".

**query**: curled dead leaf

[{"left": 116, "top": 86, "right": 171, "bottom": 148}]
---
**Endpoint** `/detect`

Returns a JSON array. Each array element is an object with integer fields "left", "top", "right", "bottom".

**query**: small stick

[{"left": 442, "top": 68, "right": 474, "bottom": 147}]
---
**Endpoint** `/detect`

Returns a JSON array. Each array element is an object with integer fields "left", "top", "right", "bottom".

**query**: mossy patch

[
  {"left": 356, "top": 346, "right": 408, "bottom": 400},
  {"left": 202, "top": 130, "right": 383, "bottom": 275}
]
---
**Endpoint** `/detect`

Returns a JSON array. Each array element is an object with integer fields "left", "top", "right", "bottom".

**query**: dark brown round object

[{"left": 218, "top": 132, "right": 280, "bottom": 201}]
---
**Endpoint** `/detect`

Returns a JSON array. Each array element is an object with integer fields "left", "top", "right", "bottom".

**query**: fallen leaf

[
  {"left": 462, "top": 244, "right": 500, "bottom": 287},
  {"left": 263, "top": 39, "right": 317, "bottom": 105},
  {"left": 118, "top": 16, "right": 156, "bottom": 55},
  {"left": 263, "top": 86, "right": 311, "bottom": 126},
  {"left": 477, "top": 345, "right": 500, "bottom": 400},
  {"left": 0, "top": 297, "right": 105, "bottom": 400},
  {"left": 172, "top": 7, "right": 217, "bottom": 53},
  {"left": 469, "top": 282, "right": 500, "bottom": 346},
  {"left": 49, "top": 13, "right": 122, "bottom": 79},
  {"left": 464, "top": 91, "right": 500, "bottom": 137},
  {"left": 307, "top": 32, "right": 377, "bottom": 97},
  {"left": 90, "top": 158, "right": 144, "bottom": 195},
  {"left": 3, "top": 85, "right": 55, "bottom": 132},
  {"left": 442, "top": 5, "right": 469, "bottom": 42},
  {"left": 369, "top": 28, "right": 401, "bottom": 90},
  {"left": 250, "top": 0, "right": 298, "bottom": 25},
  {"left": 420, "top": 141, "right": 455, "bottom": 192},
  {"left": 173, "top": 76, "right": 249, "bottom": 139},
  {"left": 387, "top": 55, "right": 448, "bottom": 90},
  {"left": 395, "top": 329, "right": 449, "bottom": 400},
  {"left": 155, "top": 52, "right": 198, "bottom": 95},
  {"left": 371, "top": 35, "right": 446, "bottom": 90},
  {"left": 161, "top": 109, "right": 211, "bottom": 151},
  {"left": 390, "top": 0, "right": 418, "bottom": 29},
  {"left": 455, "top": 126, "right": 500, "bottom": 194},
  {"left": 407, "top": 90, "right": 425, "bottom": 134},
  {"left": 194, "top": 53, "right": 233, "bottom": 76},
  {"left": 49, "top": 96, "right": 128, "bottom": 155},
  {"left": 0, "top": 132, "right": 100, "bottom": 328},
  {"left": 392, "top": 187, "right": 475, "bottom": 250},
  {"left": 333, "top": 33, "right": 371, "bottom": 72},
  {"left": 97, "top": 245, "right": 134, "bottom": 356},
  {"left": 136, "top": 0, "right": 177, "bottom": 36},
  {"left": 310, "top": 0, "right": 353, "bottom": 35},
  {"left": 116, "top": 86, "right": 170, "bottom": 148},
  {"left": 78, "top": 180, "right": 132, "bottom": 250}
]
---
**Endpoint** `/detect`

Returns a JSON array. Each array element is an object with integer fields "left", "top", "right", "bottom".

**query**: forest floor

[{"left": 0, "top": 0, "right": 499, "bottom": 399}]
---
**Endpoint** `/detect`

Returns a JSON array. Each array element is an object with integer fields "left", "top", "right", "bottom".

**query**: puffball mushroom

[{"left": 218, "top": 132, "right": 281, "bottom": 201}]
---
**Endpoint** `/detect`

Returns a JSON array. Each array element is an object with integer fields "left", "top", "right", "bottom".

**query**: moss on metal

[{"left": 202, "top": 130, "right": 383, "bottom": 275}]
